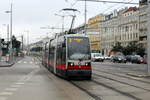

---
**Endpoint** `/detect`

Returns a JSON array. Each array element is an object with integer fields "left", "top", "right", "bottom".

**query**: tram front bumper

[{"left": 67, "top": 69, "right": 92, "bottom": 77}]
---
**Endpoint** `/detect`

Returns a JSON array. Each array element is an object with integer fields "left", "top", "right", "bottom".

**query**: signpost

[{"left": 147, "top": 0, "right": 150, "bottom": 74}]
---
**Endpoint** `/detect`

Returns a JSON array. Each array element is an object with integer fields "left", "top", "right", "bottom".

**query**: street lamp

[
  {"left": 2, "top": 24, "right": 9, "bottom": 42},
  {"left": 24, "top": 30, "right": 29, "bottom": 46},
  {"left": 147, "top": 0, "right": 150, "bottom": 74},
  {"left": 85, "top": 0, "right": 87, "bottom": 35},
  {"left": 5, "top": 2, "right": 13, "bottom": 62},
  {"left": 5, "top": 3, "right": 12, "bottom": 42},
  {"left": 24, "top": 30, "right": 29, "bottom": 55}
]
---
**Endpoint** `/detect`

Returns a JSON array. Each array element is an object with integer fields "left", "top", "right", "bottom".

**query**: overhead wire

[{"left": 102, "top": 0, "right": 135, "bottom": 14}]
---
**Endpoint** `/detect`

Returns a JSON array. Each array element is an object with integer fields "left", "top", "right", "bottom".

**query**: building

[
  {"left": 72, "top": 24, "right": 85, "bottom": 34},
  {"left": 139, "top": 0, "right": 148, "bottom": 53},
  {"left": 101, "top": 10, "right": 118, "bottom": 55},
  {"left": 101, "top": 7, "right": 139, "bottom": 55},
  {"left": 87, "top": 14, "right": 104, "bottom": 51},
  {"left": 118, "top": 7, "right": 139, "bottom": 46}
]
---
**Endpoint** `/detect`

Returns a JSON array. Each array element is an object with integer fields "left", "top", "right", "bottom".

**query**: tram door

[
  {"left": 49, "top": 40, "right": 55, "bottom": 73},
  {"left": 56, "top": 38, "right": 66, "bottom": 76}
]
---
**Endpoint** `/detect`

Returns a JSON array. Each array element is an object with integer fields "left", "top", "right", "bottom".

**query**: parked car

[
  {"left": 91, "top": 53, "right": 104, "bottom": 62},
  {"left": 111, "top": 55, "right": 126, "bottom": 63},
  {"left": 131, "top": 55, "right": 144, "bottom": 64},
  {"left": 126, "top": 55, "right": 133, "bottom": 62},
  {"left": 143, "top": 58, "right": 147, "bottom": 64},
  {"left": 104, "top": 55, "right": 111, "bottom": 60}
]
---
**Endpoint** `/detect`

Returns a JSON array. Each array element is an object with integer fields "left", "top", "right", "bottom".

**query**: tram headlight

[
  {"left": 85, "top": 62, "right": 91, "bottom": 66},
  {"left": 68, "top": 62, "right": 74, "bottom": 66},
  {"left": 71, "top": 63, "right": 74, "bottom": 66}
]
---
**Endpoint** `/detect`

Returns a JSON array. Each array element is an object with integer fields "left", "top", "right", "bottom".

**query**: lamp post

[
  {"left": 24, "top": 30, "right": 29, "bottom": 54},
  {"left": 147, "top": 0, "right": 150, "bottom": 74},
  {"left": 2, "top": 24, "right": 9, "bottom": 42},
  {"left": 84, "top": 0, "right": 87, "bottom": 35},
  {"left": 5, "top": 2, "right": 13, "bottom": 62}
]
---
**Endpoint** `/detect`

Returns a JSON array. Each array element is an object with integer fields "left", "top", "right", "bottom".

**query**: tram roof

[
  {"left": 49, "top": 33, "right": 88, "bottom": 42},
  {"left": 64, "top": 34, "right": 88, "bottom": 38}
]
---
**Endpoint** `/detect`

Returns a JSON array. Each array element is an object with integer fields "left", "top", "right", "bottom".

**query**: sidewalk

[
  {"left": 0, "top": 61, "right": 14, "bottom": 67},
  {"left": 0, "top": 56, "right": 23, "bottom": 67}
]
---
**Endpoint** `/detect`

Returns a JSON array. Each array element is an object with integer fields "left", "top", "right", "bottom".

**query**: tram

[{"left": 42, "top": 33, "right": 92, "bottom": 79}]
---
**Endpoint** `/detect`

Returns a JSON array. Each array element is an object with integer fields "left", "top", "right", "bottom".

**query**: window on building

[{"left": 125, "top": 26, "right": 129, "bottom": 32}]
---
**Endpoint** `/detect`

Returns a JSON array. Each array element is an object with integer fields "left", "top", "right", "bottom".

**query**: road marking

[
  {"left": 30, "top": 62, "right": 33, "bottom": 64},
  {"left": 5, "top": 88, "right": 18, "bottom": 91},
  {"left": 15, "top": 82, "right": 24, "bottom": 85},
  {"left": 0, "top": 97, "right": 7, "bottom": 100},
  {"left": 24, "top": 61, "right": 27, "bottom": 64},
  {"left": 11, "top": 85, "right": 21, "bottom": 88},
  {"left": 17, "top": 61, "right": 21, "bottom": 63},
  {"left": 32, "top": 58, "right": 34, "bottom": 61},
  {"left": 0, "top": 92, "right": 13, "bottom": 96}
]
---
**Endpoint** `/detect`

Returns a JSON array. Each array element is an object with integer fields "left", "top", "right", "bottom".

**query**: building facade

[
  {"left": 101, "top": 7, "right": 139, "bottom": 55},
  {"left": 101, "top": 10, "right": 118, "bottom": 55},
  {"left": 139, "top": 0, "right": 148, "bottom": 53},
  {"left": 87, "top": 14, "right": 104, "bottom": 51}
]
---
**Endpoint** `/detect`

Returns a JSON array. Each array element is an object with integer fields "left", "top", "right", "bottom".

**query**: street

[{"left": 0, "top": 56, "right": 150, "bottom": 100}]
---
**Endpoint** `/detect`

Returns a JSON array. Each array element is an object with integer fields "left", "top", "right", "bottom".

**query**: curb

[
  {"left": 0, "top": 62, "right": 15, "bottom": 67},
  {"left": 0, "top": 56, "right": 24, "bottom": 67},
  {"left": 126, "top": 73, "right": 150, "bottom": 78}
]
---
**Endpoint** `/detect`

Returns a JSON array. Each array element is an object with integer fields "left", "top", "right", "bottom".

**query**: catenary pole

[{"left": 147, "top": 0, "right": 150, "bottom": 74}]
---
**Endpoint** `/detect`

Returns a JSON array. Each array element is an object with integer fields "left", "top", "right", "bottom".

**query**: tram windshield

[{"left": 67, "top": 37, "right": 91, "bottom": 60}]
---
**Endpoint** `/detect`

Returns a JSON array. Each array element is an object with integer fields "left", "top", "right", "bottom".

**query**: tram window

[
  {"left": 56, "top": 44, "right": 66, "bottom": 65},
  {"left": 57, "top": 45, "right": 62, "bottom": 65},
  {"left": 61, "top": 47, "right": 66, "bottom": 64},
  {"left": 49, "top": 46, "right": 55, "bottom": 61}
]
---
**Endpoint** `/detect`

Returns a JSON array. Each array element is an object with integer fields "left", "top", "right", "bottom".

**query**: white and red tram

[{"left": 42, "top": 34, "right": 92, "bottom": 79}]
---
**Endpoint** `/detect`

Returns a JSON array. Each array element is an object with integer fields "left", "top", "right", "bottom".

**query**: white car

[
  {"left": 104, "top": 56, "right": 111, "bottom": 60},
  {"left": 91, "top": 53, "right": 104, "bottom": 62}
]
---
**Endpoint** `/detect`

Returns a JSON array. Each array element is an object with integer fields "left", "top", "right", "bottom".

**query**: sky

[{"left": 0, "top": 0, "right": 139, "bottom": 44}]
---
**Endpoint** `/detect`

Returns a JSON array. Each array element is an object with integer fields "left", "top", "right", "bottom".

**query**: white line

[
  {"left": 0, "top": 92, "right": 13, "bottom": 96},
  {"left": 0, "top": 97, "right": 7, "bottom": 100},
  {"left": 10, "top": 85, "right": 21, "bottom": 88},
  {"left": 17, "top": 61, "right": 21, "bottom": 63},
  {"left": 5, "top": 88, "right": 18, "bottom": 91},
  {"left": 24, "top": 61, "right": 27, "bottom": 64},
  {"left": 15, "top": 83, "right": 24, "bottom": 85},
  {"left": 30, "top": 62, "right": 33, "bottom": 64}
]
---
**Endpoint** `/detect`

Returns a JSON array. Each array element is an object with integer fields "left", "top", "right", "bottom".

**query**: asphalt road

[
  {"left": 0, "top": 56, "right": 150, "bottom": 100},
  {"left": 0, "top": 56, "right": 94, "bottom": 100}
]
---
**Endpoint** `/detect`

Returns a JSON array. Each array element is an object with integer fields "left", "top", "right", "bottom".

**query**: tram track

[
  {"left": 37, "top": 57, "right": 146, "bottom": 100},
  {"left": 93, "top": 73, "right": 150, "bottom": 92},
  {"left": 69, "top": 67, "right": 149, "bottom": 100},
  {"left": 71, "top": 79, "right": 142, "bottom": 100},
  {"left": 91, "top": 79, "right": 142, "bottom": 100},
  {"left": 70, "top": 81, "right": 102, "bottom": 100},
  {"left": 93, "top": 69, "right": 150, "bottom": 84}
]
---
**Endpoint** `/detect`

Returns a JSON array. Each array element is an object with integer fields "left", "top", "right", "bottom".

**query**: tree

[
  {"left": 136, "top": 44, "right": 145, "bottom": 57},
  {"left": 11, "top": 35, "right": 21, "bottom": 56},
  {"left": 12, "top": 35, "right": 21, "bottom": 49},
  {"left": 111, "top": 42, "right": 124, "bottom": 52},
  {"left": 111, "top": 41, "right": 145, "bottom": 57},
  {"left": 123, "top": 41, "right": 138, "bottom": 55}
]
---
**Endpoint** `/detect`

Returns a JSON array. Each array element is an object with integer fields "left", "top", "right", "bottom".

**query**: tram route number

[{"left": 69, "top": 38, "right": 83, "bottom": 43}]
